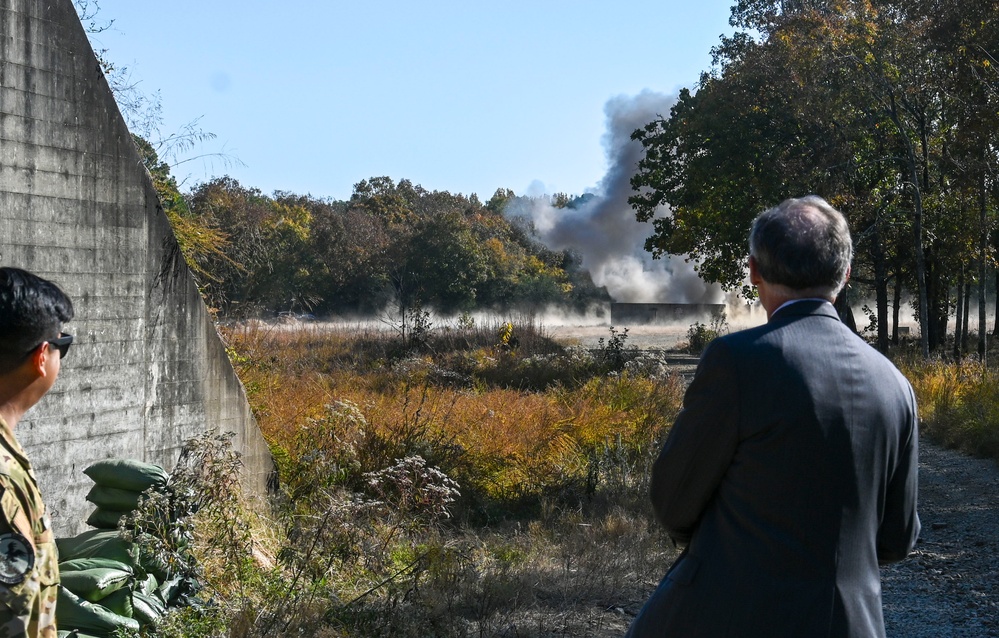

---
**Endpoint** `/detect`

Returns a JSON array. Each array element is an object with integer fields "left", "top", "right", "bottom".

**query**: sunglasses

[{"left": 45, "top": 333, "right": 73, "bottom": 359}]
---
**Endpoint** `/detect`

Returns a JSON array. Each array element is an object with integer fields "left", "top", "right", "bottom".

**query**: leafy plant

[
  {"left": 363, "top": 456, "right": 461, "bottom": 527},
  {"left": 404, "top": 303, "right": 433, "bottom": 349},
  {"left": 596, "top": 326, "right": 634, "bottom": 371},
  {"left": 116, "top": 431, "right": 256, "bottom": 637},
  {"left": 685, "top": 315, "right": 728, "bottom": 354}
]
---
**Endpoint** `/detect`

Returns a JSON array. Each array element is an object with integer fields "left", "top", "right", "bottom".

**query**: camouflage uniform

[{"left": 0, "top": 416, "right": 58, "bottom": 638}]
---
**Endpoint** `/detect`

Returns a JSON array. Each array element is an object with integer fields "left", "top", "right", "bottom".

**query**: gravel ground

[{"left": 882, "top": 439, "right": 999, "bottom": 637}]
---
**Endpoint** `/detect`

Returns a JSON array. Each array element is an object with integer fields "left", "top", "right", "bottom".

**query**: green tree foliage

[
  {"left": 77, "top": 2, "right": 602, "bottom": 319},
  {"left": 631, "top": 0, "right": 999, "bottom": 355},
  {"left": 187, "top": 178, "right": 292, "bottom": 315},
  {"left": 180, "top": 176, "right": 603, "bottom": 318},
  {"left": 284, "top": 194, "right": 390, "bottom": 313},
  {"left": 402, "top": 211, "right": 489, "bottom": 313},
  {"left": 133, "top": 136, "right": 233, "bottom": 288}
]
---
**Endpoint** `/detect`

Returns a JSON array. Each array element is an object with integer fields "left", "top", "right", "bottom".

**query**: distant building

[{"left": 611, "top": 303, "right": 726, "bottom": 325}]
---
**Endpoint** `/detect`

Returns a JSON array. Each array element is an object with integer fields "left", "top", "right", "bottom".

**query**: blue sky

[{"left": 87, "top": 1, "right": 734, "bottom": 201}]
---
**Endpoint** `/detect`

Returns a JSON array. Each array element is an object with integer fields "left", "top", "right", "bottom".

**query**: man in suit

[{"left": 626, "top": 196, "right": 920, "bottom": 638}]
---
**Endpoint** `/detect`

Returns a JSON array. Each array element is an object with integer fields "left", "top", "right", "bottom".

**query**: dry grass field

[
  {"left": 141, "top": 314, "right": 999, "bottom": 637},
  {"left": 149, "top": 318, "right": 692, "bottom": 637}
]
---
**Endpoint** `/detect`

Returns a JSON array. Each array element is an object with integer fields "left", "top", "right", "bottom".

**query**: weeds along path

[{"left": 881, "top": 439, "right": 999, "bottom": 637}]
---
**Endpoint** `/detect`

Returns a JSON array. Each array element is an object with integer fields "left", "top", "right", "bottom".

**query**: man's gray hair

[{"left": 749, "top": 195, "right": 853, "bottom": 298}]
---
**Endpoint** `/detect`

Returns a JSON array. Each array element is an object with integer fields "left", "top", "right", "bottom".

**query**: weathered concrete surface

[
  {"left": 0, "top": 0, "right": 272, "bottom": 535},
  {"left": 611, "top": 302, "right": 726, "bottom": 326}
]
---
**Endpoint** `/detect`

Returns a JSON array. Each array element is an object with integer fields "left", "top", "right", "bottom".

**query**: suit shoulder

[
  {"left": 710, "top": 322, "right": 781, "bottom": 358},
  {"left": 714, "top": 321, "right": 771, "bottom": 347},
  {"left": 851, "top": 334, "right": 909, "bottom": 373}
]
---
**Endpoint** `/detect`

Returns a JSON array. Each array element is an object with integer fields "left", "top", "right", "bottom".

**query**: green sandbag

[
  {"left": 138, "top": 550, "right": 169, "bottom": 582},
  {"left": 155, "top": 575, "right": 182, "bottom": 606},
  {"left": 137, "top": 571, "right": 158, "bottom": 596},
  {"left": 55, "top": 530, "right": 134, "bottom": 564},
  {"left": 83, "top": 459, "right": 169, "bottom": 492},
  {"left": 59, "top": 557, "right": 133, "bottom": 574},
  {"left": 56, "top": 586, "right": 140, "bottom": 637},
  {"left": 59, "top": 566, "right": 133, "bottom": 602},
  {"left": 131, "top": 590, "right": 166, "bottom": 627},
  {"left": 85, "top": 507, "right": 130, "bottom": 530},
  {"left": 97, "top": 587, "right": 133, "bottom": 618},
  {"left": 85, "top": 485, "right": 145, "bottom": 512}
]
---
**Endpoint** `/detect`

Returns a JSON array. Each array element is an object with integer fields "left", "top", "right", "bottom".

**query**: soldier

[{"left": 0, "top": 267, "right": 74, "bottom": 637}]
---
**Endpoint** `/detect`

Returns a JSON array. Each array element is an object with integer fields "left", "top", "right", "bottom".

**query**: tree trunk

[
  {"left": 925, "top": 249, "right": 950, "bottom": 352},
  {"left": 872, "top": 220, "right": 890, "bottom": 352},
  {"left": 954, "top": 267, "right": 964, "bottom": 359},
  {"left": 963, "top": 281, "right": 971, "bottom": 354},
  {"left": 886, "top": 92, "right": 930, "bottom": 356},
  {"left": 993, "top": 223, "right": 999, "bottom": 337},
  {"left": 911, "top": 181, "right": 930, "bottom": 357},
  {"left": 979, "top": 181, "right": 988, "bottom": 362},
  {"left": 834, "top": 287, "right": 857, "bottom": 332},
  {"left": 892, "top": 272, "right": 903, "bottom": 345},
  {"left": 994, "top": 267, "right": 999, "bottom": 337}
]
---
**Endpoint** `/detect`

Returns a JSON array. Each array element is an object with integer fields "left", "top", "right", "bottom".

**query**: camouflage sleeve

[{"left": 0, "top": 478, "right": 43, "bottom": 637}]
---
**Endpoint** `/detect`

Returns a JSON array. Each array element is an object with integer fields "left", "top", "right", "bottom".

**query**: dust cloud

[{"left": 504, "top": 90, "right": 725, "bottom": 306}]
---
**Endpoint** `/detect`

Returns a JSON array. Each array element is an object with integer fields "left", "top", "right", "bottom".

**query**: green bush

[{"left": 684, "top": 315, "right": 728, "bottom": 355}]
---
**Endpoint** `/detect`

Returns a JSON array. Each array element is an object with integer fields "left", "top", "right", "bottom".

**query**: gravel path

[{"left": 882, "top": 439, "right": 999, "bottom": 637}]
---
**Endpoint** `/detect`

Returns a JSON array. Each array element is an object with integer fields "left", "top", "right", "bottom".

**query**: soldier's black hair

[{"left": 0, "top": 267, "right": 74, "bottom": 375}]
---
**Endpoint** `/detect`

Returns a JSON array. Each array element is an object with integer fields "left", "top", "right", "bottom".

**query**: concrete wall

[
  {"left": 611, "top": 302, "right": 726, "bottom": 326},
  {"left": 0, "top": 0, "right": 271, "bottom": 535}
]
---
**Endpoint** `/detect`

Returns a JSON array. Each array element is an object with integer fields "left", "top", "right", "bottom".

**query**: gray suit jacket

[{"left": 627, "top": 300, "right": 920, "bottom": 638}]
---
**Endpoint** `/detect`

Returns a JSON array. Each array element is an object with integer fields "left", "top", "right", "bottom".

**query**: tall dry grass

[
  {"left": 145, "top": 325, "right": 999, "bottom": 637},
  {"left": 172, "top": 319, "right": 686, "bottom": 637},
  {"left": 901, "top": 356, "right": 999, "bottom": 459}
]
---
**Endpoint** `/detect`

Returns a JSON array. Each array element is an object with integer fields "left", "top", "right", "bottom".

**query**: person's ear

[
  {"left": 748, "top": 256, "right": 762, "bottom": 286},
  {"left": 28, "top": 342, "right": 51, "bottom": 378}
]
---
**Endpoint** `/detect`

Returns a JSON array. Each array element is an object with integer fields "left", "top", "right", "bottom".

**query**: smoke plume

[{"left": 506, "top": 90, "right": 723, "bottom": 304}]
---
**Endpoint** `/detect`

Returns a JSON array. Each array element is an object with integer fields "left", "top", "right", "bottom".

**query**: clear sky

[{"left": 87, "top": 1, "right": 734, "bottom": 201}]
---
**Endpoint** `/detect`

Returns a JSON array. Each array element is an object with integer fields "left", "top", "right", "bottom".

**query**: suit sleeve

[
  {"left": 877, "top": 383, "right": 921, "bottom": 564},
  {"left": 650, "top": 339, "right": 740, "bottom": 543}
]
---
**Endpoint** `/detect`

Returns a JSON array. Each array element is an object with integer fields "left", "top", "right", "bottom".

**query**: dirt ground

[{"left": 546, "top": 324, "right": 697, "bottom": 351}]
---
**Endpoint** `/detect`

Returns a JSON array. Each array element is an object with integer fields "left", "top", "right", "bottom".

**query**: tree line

[
  {"left": 141, "top": 143, "right": 607, "bottom": 320},
  {"left": 97, "top": 0, "right": 999, "bottom": 356},
  {"left": 630, "top": 0, "right": 999, "bottom": 357},
  {"left": 76, "top": 0, "right": 608, "bottom": 324}
]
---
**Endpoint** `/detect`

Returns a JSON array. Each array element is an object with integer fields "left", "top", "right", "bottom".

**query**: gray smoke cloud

[{"left": 506, "top": 90, "right": 724, "bottom": 304}]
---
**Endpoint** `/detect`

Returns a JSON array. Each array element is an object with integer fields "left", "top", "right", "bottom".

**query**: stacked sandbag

[
  {"left": 82, "top": 459, "right": 170, "bottom": 530},
  {"left": 57, "top": 587, "right": 140, "bottom": 637},
  {"left": 55, "top": 531, "right": 143, "bottom": 636},
  {"left": 56, "top": 530, "right": 135, "bottom": 565},
  {"left": 55, "top": 459, "right": 174, "bottom": 636}
]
